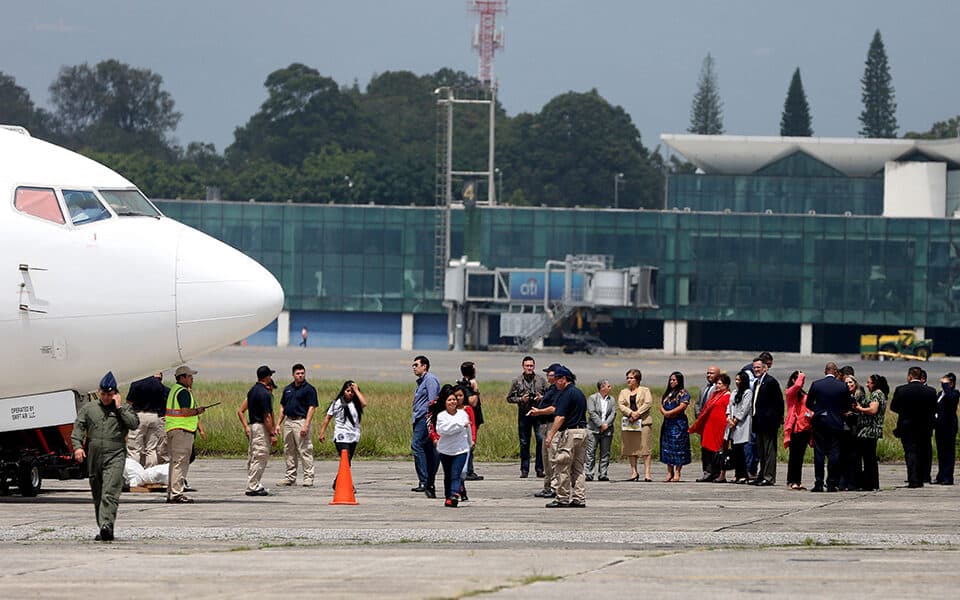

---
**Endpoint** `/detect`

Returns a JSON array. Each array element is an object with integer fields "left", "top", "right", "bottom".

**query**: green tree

[
  {"left": 780, "top": 68, "right": 813, "bottom": 136},
  {"left": 859, "top": 30, "right": 898, "bottom": 138},
  {"left": 508, "top": 90, "right": 662, "bottom": 209},
  {"left": 227, "top": 63, "right": 364, "bottom": 167},
  {"left": 49, "top": 60, "right": 181, "bottom": 156},
  {"left": 688, "top": 53, "right": 724, "bottom": 135},
  {"left": 0, "top": 71, "right": 55, "bottom": 139},
  {"left": 904, "top": 116, "right": 960, "bottom": 139}
]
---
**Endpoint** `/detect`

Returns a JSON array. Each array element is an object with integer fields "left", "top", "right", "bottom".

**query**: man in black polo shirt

[
  {"left": 276, "top": 363, "right": 319, "bottom": 487},
  {"left": 237, "top": 366, "right": 278, "bottom": 496},
  {"left": 125, "top": 372, "right": 169, "bottom": 467},
  {"left": 543, "top": 366, "right": 588, "bottom": 508}
]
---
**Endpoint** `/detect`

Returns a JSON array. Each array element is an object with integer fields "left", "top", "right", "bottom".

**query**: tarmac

[{"left": 2, "top": 346, "right": 959, "bottom": 598}]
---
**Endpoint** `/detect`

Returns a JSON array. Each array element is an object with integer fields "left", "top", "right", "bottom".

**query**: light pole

[
  {"left": 494, "top": 167, "right": 503, "bottom": 204},
  {"left": 614, "top": 172, "right": 625, "bottom": 208}
]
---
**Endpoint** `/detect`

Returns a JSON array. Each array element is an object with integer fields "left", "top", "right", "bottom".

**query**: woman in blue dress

[{"left": 659, "top": 371, "right": 692, "bottom": 481}]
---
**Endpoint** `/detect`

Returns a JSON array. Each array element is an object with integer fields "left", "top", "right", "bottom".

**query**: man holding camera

[{"left": 506, "top": 356, "right": 548, "bottom": 478}]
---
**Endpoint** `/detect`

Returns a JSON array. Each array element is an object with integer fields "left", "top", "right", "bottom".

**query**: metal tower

[{"left": 470, "top": 1, "right": 507, "bottom": 88}]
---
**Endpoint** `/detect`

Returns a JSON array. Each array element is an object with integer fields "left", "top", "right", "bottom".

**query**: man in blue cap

[
  {"left": 72, "top": 371, "right": 140, "bottom": 541},
  {"left": 541, "top": 365, "right": 588, "bottom": 508}
]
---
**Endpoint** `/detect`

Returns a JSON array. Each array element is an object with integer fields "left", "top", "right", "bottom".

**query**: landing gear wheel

[
  {"left": 915, "top": 347, "right": 930, "bottom": 360},
  {"left": 17, "top": 457, "right": 41, "bottom": 497}
]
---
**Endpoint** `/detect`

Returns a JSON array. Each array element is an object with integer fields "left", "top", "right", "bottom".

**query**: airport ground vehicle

[
  {"left": 0, "top": 423, "right": 84, "bottom": 497},
  {"left": 860, "top": 330, "right": 934, "bottom": 361}
]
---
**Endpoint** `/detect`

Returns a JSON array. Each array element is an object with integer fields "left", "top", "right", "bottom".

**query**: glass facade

[
  {"left": 155, "top": 200, "right": 960, "bottom": 331},
  {"left": 667, "top": 152, "right": 884, "bottom": 215}
]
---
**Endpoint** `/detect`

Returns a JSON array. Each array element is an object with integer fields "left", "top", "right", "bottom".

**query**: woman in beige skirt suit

[{"left": 619, "top": 368, "right": 654, "bottom": 481}]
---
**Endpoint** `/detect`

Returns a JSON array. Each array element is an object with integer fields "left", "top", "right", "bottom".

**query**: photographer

[{"left": 506, "top": 356, "right": 549, "bottom": 479}]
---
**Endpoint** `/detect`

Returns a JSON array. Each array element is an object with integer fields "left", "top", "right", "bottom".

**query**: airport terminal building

[{"left": 155, "top": 134, "right": 960, "bottom": 355}]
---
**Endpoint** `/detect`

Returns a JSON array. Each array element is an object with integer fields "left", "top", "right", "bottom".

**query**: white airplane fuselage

[{"left": 0, "top": 126, "right": 284, "bottom": 402}]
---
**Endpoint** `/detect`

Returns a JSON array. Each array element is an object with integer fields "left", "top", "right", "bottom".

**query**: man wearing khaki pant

[
  {"left": 542, "top": 366, "right": 588, "bottom": 508},
  {"left": 276, "top": 363, "right": 318, "bottom": 487},
  {"left": 529, "top": 366, "right": 559, "bottom": 499},
  {"left": 165, "top": 366, "right": 206, "bottom": 504},
  {"left": 238, "top": 366, "right": 278, "bottom": 496}
]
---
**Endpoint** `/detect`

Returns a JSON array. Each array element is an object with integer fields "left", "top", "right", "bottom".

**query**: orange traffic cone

[{"left": 329, "top": 449, "right": 358, "bottom": 505}]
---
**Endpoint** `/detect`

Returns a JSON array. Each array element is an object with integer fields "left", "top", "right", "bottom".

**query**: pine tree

[
  {"left": 688, "top": 53, "right": 724, "bottom": 135},
  {"left": 859, "top": 30, "right": 898, "bottom": 138},
  {"left": 780, "top": 68, "right": 813, "bottom": 136}
]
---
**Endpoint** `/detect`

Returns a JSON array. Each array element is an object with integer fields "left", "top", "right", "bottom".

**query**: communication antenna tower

[{"left": 470, "top": 0, "right": 507, "bottom": 88}]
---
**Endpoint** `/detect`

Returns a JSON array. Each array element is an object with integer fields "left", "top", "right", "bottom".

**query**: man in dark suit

[
  {"left": 805, "top": 362, "right": 849, "bottom": 492},
  {"left": 890, "top": 366, "right": 938, "bottom": 488},
  {"left": 750, "top": 357, "right": 783, "bottom": 486},
  {"left": 934, "top": 372, "right": 959, "bottom": 485}
]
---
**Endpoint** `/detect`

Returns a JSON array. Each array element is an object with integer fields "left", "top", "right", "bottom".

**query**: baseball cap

[
  {"left": 543, "top": 362, "right": 562, "bottom": 373},
  {"left": 174, "top": 365, "right": 198, "bottom": 378},
  {"left": 256, "top": 365, "right": 276, "bottom": 380},
  {"left": 553, "top": 365, "right": 576, "bottom": 381}
]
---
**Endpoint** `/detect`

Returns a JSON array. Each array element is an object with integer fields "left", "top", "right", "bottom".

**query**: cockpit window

[
  {"left": 98, "top": 189, "right": 161, "bottom": 218},
  {"left": 62, "top": 190, "right": 111, "bottom": 225},
  {"left": 14, "top": 187, "right": 65, "bottom": 224}
]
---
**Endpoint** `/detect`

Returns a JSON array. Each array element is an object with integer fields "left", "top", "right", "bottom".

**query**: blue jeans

[
  {"left": 745, "top": 431, "right": 758, "bottom": 476},
  {"left": 518, "top": 413, "right": 544, "bottom": 474},
  {"left": 440, "top": 452, "right": 468, "bottom": 499},
  {"left": 411, "top": 417, "right": 438, "bottom": 488}
]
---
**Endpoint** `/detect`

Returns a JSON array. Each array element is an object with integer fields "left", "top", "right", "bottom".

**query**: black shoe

[
  {"left": 544, "top": 500, "right": 570, "bottom": 508},
  {"left": 520, "top": 471, "right": 529, "bottom": 479},
  {"left": 810, "top": 484, "right": 824, "bottom": 493},
  {"left": 907, "top": 483, "right": 923, "bottom": 488},
  {"left": 585, "top": 475, "right": 594, "bottom": 481},
  {"left": 245, "top": 488, "right": 269, "bottom": 496},
  {"left": 411, "top": 485, "right": 426, "bottom": 492},
  {"left": 183, "top": 481, "right": 196, "bottom": 492},
  {"left": 424, "top": 486, "right": 437, "bottom": 499},
  {"left": 756, "top": 479, "right": 774, "bottom": 487},
  {"left": 99, "top": 524, "right": 114, "bottom": 542},
  {"left": 696, "top": 476, "right": 716, "bottom": 483},
  {"left": 534, "top": 489, "right": 555, "bottom": 498},
  {"left": 465, "top": 473, "right": 483, "bottom": 481},
  {"left": 568, "top": 501, "right": 586, "bottom": 508},
  {"left": 536, "top": 471, "right": 545, "bottom": 478},
  {"left": 598, "top": 476, "right": 609, "bottom": 481},
  {"left": 94, "top": 534, "right": 102, "bottom": 541},
  {"left": 827, "top": 486, "right": 840, "bottom": 492}
]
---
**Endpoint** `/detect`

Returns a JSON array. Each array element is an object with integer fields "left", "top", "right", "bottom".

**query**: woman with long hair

[
  {"left": 318, "top": 380, "right": 367, "bottom": 489},
  {"left": 458, "top": 361, "right": 484, "bottom": 480},
  {"left": 659, "top": 371, "right": 691, "bottom": 482},
  {"left": 783, "top": 370, "right": 812, "bottom": 490},
  {"left": 726, "top": 370, "right": 754, "bottom": 484},
  {"left": 852, "top": 373, "right": 887, "bottom": 490}
]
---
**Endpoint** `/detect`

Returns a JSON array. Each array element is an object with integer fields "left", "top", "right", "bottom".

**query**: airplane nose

[{"left": 175, "top": 226, "right": 284, "bottom": 360}]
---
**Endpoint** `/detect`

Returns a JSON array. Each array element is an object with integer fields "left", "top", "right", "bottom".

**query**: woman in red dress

[{"left": 689, "top": 372, "right": 731, "bottom": 482}]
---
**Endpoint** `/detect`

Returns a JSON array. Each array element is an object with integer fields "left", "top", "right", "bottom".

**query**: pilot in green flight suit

[{"left": 72, "top": 372, "right": 140, "bottom": 541}]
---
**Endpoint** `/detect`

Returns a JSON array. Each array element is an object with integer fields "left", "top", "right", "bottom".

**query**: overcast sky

[{"left": 2, "top": 1, "right": 957, "bottom": 153}]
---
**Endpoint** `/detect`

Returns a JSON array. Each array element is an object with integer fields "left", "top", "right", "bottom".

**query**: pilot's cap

[
  {"left": 175, "top": 365, "right": 198, "bottom": 378},
  {"left": 99, "top": 371, "right": 118, "bottom": 392},
  {"left": 257, "top": 365, "right": 276, "bottom": 380}
]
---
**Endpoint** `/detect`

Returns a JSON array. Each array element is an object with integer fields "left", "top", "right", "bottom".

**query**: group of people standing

[{"left": 410, "top": 356, "right": 484, "bottom": 507}]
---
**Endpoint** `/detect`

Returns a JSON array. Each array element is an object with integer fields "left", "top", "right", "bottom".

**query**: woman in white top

[
  {"left": 433, "top": 384, "right": 471, "bottom": 507},
  {"left": 318, "top": 380, "right": 366, "bottom": 488}
]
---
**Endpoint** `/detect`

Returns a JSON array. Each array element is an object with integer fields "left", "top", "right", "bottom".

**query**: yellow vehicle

[{"left": 860, "top": 330, "right": 933, "bottom": 361}]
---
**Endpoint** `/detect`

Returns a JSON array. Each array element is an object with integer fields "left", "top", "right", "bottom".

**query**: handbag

[{"left": 713, "top": 438, "right": 735, "bottom": 471}]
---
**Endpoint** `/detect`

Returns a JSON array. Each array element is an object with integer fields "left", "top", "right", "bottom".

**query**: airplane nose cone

[{"left": 175, "top": 226, "right": 284, "bottom": 360}]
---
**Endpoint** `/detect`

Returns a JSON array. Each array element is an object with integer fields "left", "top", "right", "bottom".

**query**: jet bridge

[{"left": 444, "top": 255, "right": 658, "bottom": 351}]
